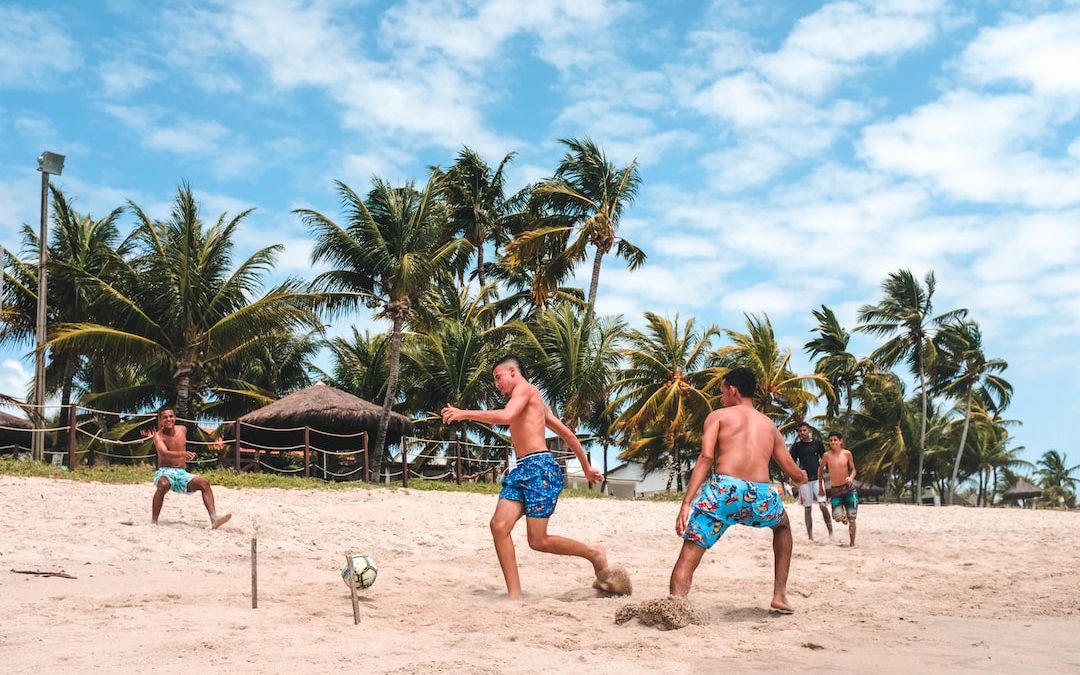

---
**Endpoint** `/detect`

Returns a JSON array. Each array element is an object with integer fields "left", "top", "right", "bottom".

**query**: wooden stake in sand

[
  {"left": 345, "top": 551, "right": 360, "bottom": 625},
  {"left": 251, "top": 537, "right": 258, "bottom": 609},
  {"left": 11, "top": 569, "right": 76, "bottom": 579}
]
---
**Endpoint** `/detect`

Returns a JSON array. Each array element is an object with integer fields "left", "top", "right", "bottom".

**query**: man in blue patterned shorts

[
  {"left": 670, "top": 368, "right": 808, "bottom": 613},
  {"left": 143, "top": 407, "right": 231, "bottom": 529},
  {"left": 442, "top": 356, "right": 612, "bottom": 600}
]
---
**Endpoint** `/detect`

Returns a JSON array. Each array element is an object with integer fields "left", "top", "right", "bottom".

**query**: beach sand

[{"left": 2, "top": 475, "right": 1078, "bottom": 674}]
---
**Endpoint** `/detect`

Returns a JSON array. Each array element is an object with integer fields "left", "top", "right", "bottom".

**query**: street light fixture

[{"left": 32, "top": 150, "right": 64, "bottom": 462}]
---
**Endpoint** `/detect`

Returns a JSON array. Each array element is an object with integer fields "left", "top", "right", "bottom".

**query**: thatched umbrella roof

[
  {"left": 0, "top": 410, "right": 33, "bottom": 450},
  {"left": 1003, "top": 478, "right": 1042, "bottom": 501},
  {"left": 233, "top": 382, "right": 412, "bottom": 452}
]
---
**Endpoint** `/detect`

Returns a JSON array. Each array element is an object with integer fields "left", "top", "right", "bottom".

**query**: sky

[{"left": 1, "top": 0, "right": 1079, "bottom": 468}]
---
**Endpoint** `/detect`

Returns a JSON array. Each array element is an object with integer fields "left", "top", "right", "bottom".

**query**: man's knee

[
  {"left": 156, "top": 477, "right": 171, "bottom": 491},
  {"left": 526, "top": 530, "right": 550, "bottom": 551},
  {"left": 489, "top": 516, "right": 512, "bottom": 538},
  {"left": 189, "top": 476, "right": 210, "bottom": 492}
]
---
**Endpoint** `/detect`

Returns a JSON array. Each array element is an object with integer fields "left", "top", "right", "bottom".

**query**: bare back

[
  {"left": 711, "top": 405, "right": 788, "bottom": 483},
  {"left": 156, "top": 425, "right": 189, "bottom": 468},
  {"left": 506, "top": 382, "right": 549, "bottom": 456}
]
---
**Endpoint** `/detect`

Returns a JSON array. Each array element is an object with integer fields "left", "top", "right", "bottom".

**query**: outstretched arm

[
  {"left": 441, "top": 388, "right": 528, "bottom": 426},
  {"left": 545, "top": 410, "right": 601, "bottom": 483},
  {"left": 773, "top": 429, "right": 807, "bottom": 485},
  {"left": 676, "top": 411, "right": 720, "bottom": 536}
]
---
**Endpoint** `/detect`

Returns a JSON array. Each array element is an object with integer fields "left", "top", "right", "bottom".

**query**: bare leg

[
  {"left": 803, "top": 506, "right": 813, "bottom": 540},
  {"left": 152, "top": 477, "right": 170, "bottom": 524},
  {"left": 848, "top": 519, "right": 856, "bottom": 547},
  {"left": 490, "top": 499, "right": 525, "bottom": 599},
  {"left": 524, "top": 517, "right": 607, "bottom": 574},
  {"left": 669, "top": 540, "right": 707, "bottom": 597},
  {"left": 818, "top": 502, "right": 834, "bottom": 537},
  {"left": 188, "top": 477, "right": 231, "bottom": 529},
  {"left": 770, "top": 513, "right": 794, "bottom": 613}
]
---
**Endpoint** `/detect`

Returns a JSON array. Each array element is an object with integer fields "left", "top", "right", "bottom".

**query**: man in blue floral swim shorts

[
  {"left": 144, "top": 407, "right": 231, "bottom": 529},
  {"left": 670, "top": 368, "right": 808, "bottom": 613},
  {"left": 443, "top": 356, "right": 621, "bottom": 600}
]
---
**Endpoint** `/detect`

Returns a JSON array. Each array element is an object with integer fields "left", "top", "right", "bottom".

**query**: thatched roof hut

[
  {"left": 233, "top": 382, "right": 412, "bottom": 454},
  {"left": 852, "top": 479, "right": 885, "bottom": 498},
  {"left": 1003, "top": 478, "right": 1042, "bottom": 502},
  {"left": 0, "top": 410, "right": 32, "bottom": 453}
]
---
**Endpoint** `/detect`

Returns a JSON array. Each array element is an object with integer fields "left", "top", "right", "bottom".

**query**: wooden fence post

[
  {"left": 235, "top": 422, "right": 241, "bottom": 471},
  {"left": 67, "top": 404, "right": 78, "bottom": 469},
  {"left": 362, "top": 432, "right": 369, "bottom": 483},
  {"left": 455, "top": 439, "right": 462, "bottom": 485},
  {"left": 304, "top": 426, "right": 311, "bottom": 479}
]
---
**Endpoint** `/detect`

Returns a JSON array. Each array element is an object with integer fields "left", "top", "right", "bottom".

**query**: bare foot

[
  {"left": 211, "top": 513, "right": 232, "bottom": 529},
  {"left": 770, "top": 597, "right": 795, "bottom": 614}
]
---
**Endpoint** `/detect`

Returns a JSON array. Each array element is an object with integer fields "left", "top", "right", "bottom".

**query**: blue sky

[{"left": 2, "top": 0, "right": 1079, "bottom": 467}]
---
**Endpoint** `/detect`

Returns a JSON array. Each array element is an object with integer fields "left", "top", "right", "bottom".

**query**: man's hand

[
  {"left": 185, "top": 451, "right": 195, "bottom": 462},
  {"left": 441, "top": 406, "right": 467, "bottom": 424},
  {"left": 846, "top": 476, "right": 854, "bottom": 487},
  {"left": 584, "top": 465, "right": 602, "bottom": 483},
  {"left": 789, "top": 469, "right": 808, "bottom": 486},
  {"left": 676, "top": 503, "right": 691, "bottom": 536},
  {"left": 140, "top": 428, "right": 157, "bottom": 439}
]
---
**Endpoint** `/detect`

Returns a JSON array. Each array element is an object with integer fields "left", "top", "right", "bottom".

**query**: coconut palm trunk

[
  {"left": 372, "top": 311, "right": 404, "bottom": 480},
  {"left": 584, "top": 242, "right": 609, "bottom": 324},
  {"left": 947, "top": 387, "right": 975, "bottom": 503},
  {"left": 916, "top": 367, "right": 928, "bottom": 503}
]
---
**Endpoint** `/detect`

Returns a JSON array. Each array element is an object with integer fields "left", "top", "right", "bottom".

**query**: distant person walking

[{"left": 790, "top": 422, "right": 833, "bottom": 541}]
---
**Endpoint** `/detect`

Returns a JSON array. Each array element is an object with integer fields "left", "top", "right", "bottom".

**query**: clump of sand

[
  {"left": 614, "top": 596, "right": 708, "bottom": 630},
  {"left": 593, "top": 564, "right": 632, "bottom": 596}
]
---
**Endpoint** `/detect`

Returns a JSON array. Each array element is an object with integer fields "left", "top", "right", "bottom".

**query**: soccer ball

[{"left": 341, "top": 554, "right": 378, "bottom": 590}]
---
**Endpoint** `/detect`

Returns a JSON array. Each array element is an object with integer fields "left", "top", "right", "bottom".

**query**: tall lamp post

[{"left": 32, "top": 150, "right": 65, "bottom": 462}]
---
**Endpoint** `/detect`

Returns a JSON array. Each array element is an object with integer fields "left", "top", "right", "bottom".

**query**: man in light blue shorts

[
  {"left": 443, "top": 356, "right": 628, "bottom": 600},
  {"left": 144, "top": 407, "right": 231, "bottom": 529},
  {"left": 671, "top": 368, "right": 808, "bottom": 613}
]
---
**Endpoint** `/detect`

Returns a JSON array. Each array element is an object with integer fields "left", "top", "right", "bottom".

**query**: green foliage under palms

[
  {"left": 49, "top": 183, "right": 321, "bottom": 419},
  {"left": 805, "top": 305, "right": 874, "bottom": 439},
  {"left": 1036, "top": 450, "right": 1080, "bottom": 507}
]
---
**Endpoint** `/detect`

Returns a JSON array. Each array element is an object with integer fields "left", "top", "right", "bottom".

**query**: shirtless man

[
  {"left": 143, "top": 407, "right": 231, "bottom": 529},
  {"left": 818, "top": 432, "right": 857, "bottom": 546},
  {"left": 441, "top": 355, "right": 610, "bottom": 600},
  {"left": 670, "top": 367, "right": 808, "bottom": 613}
]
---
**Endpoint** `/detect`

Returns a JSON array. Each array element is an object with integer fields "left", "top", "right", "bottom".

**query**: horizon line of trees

[{"left": 1, "top": 138, "right": 1075, "bottom": 507}]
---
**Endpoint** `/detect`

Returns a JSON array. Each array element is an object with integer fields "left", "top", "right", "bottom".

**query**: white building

[{"left": 566, "top": 460, "right": 672, "bottom": 499}]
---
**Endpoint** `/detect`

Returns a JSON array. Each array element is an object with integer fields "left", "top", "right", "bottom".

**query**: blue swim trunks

[
  {"left": 153, "top": 466, "right": 195, "bottom": 494},
  {"left": 499, "top": 452, "right": 563, "bottom": 519},
  {"left": 683, "top": 474, "right": 785, "bottom": 549}
]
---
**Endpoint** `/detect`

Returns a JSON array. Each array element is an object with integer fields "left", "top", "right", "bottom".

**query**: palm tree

[
  {"left": 805, "top": 304, "right": 874, "bottom": 439},
  {"left": 933, "top": 318, "right": 1012, "bottom": 503},
  {"left": 506, "top": 137, "right": 645, "bottom": 323},
  {"left": 610, "top": 312, "right": 720, "bottom": 491},
  {"left": 323, "top": 329, "right": 392, "bottom": 404},
  {"left": 297, "top": 174, "right": 466, "bottom": 477},
  {"left": 845, "top": 371, "right": 912, "bottom": 494},
  {"left": 857, "top": 269, "right": 966, "bottom": 502},
  {"left": 441, "top": 147, "right": 520, "bottom": 289},
  {"left": 512, "top": 304, "right": 626, "bottom": 431},
  {"left": 48, "top": 183, "right": 321, "bottom": 419},
  {"left": 716, "top": 313, "right": 831, "bottom": 430},
  {"left": 1036, "top": 450, "right": 1080, "bottom": 507}
]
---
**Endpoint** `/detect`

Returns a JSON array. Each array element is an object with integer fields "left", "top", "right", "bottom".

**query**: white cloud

[
  {"left": 859, "top": 90, "right": 1080, "bottom": 207},
  {"left": 0, "top": 7, "right": 79, "bottom": 89},
  {"left": 145, "top": 119, "right": 229, "bottom": 154},
  {"left": 0, "top": 359, "right": 31, "bottom": 399},
  {"left": 957, "top": 8, "right": 1080, "bottom": 98},
  {"left": 99, "top": 59, "right": 157, "bottom": 96}
]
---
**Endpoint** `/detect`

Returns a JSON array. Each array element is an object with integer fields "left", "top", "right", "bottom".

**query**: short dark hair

[
  {"left": 494, "top": 354, "right": 527, "bottom": 379},
  {"left": 722, "top": 367, "right": 756, "bottom": 397},
  {"left": 797, "top": 421, "right": 811, "bottom": 430},
  {"left": 828, "top": 431, "right": 843, "bottom": 440}
]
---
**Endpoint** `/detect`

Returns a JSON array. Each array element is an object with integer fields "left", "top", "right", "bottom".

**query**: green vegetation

[{"left": 1, "top": 137, "right": 1033, "bottom": 506}]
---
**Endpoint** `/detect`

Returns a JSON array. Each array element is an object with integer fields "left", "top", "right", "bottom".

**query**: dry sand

[{"left": 2, "top": 475, "right": 1078, "bottom": 674}]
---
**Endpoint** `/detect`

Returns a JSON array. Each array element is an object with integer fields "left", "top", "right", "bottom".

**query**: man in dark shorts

[
  {"left": 790, "top": 422, "right": 833, "bottom": 541},
  {"left": 670, "top": 367, "right": 808, "bottom": 613},
  {"left": 442, "top": 356, "right": 620, "bottom": 600}
]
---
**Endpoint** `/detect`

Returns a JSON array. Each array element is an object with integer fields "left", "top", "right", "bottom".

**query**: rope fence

[{"left": 1, "top": 400, "right": 599, "bottom": 489}]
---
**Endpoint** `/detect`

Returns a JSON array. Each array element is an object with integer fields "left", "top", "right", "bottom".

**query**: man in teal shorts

[
  {"left": 442, "top": 356, "right": 623, "bottom": 600},
  {"left": 819, "top": 431, "right": 858, "bottom": 546},
  {"left": 671, "top": 368, "right": 808, "bottom": 613},
  {"left": 143, "top": 407, "right": 231, "bottom": 529}
]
